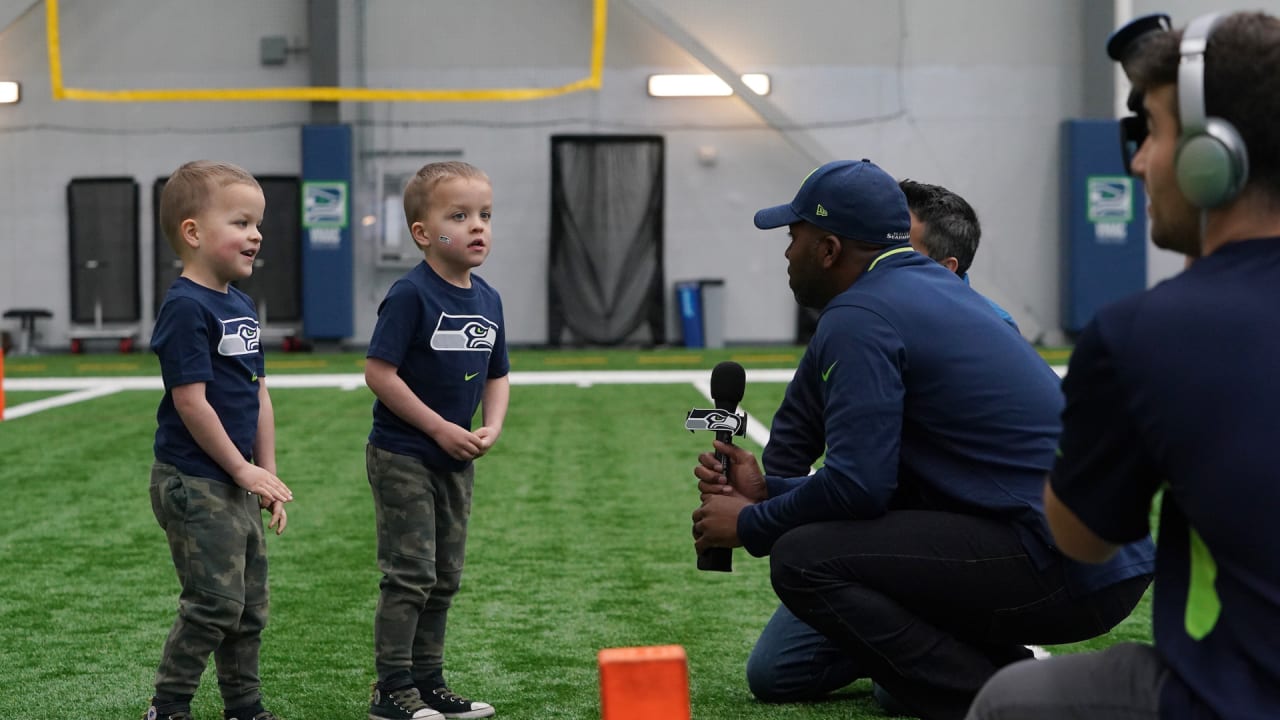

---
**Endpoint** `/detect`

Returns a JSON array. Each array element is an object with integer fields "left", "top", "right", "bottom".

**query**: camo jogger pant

[
  {"left": 367, "top": 444, "right": 473, "bottom": 682},
  {"left": 149, "top": 463, "right": 268, "bottom": 709}
]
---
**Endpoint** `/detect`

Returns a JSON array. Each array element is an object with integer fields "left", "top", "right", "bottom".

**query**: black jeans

[{"left": 769, "top": 511, "right": 1150, "bottom": 720}]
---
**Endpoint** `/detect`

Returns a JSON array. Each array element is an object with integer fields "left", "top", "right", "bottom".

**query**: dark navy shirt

[
  {"left": 152, "top": 278, "right": 265, "bottom": 484},
  {"left": 749, "top": 246, "right": 1154, "bottom": 597},
  {"left": 1051, "top": 238, "right": 1280, "bottom": 720},
  {"left": 367, "top": 262, "right": 509, "bottom": 472}
]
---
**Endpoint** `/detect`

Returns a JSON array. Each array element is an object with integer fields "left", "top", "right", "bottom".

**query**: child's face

[
  {"left": 183, "top": 182, "right": 266, "bottom": 288},
  {"left": 413, "top": 177, "right": 493, "bottom": 272}
]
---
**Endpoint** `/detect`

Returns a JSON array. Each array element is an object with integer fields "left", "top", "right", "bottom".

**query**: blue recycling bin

[{"left": 676, "top": 279, "right": 724, "bottom": 348}]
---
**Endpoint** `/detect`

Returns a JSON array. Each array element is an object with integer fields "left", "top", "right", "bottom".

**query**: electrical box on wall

[
  {"left": 260, "top": 36, "right": 288, "bottom": 66},
  {"left": 374, "top": 170, "right": 420, "bottom": 268}
]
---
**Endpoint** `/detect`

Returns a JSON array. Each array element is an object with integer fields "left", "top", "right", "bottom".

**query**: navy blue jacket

[{"left": 747, "top": 246, "right": 1154, "bottom": 596}]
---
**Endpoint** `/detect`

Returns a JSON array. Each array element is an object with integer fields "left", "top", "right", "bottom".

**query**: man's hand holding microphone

[{"left": 686, "top": 361, "right": 767, "bottom": 571}]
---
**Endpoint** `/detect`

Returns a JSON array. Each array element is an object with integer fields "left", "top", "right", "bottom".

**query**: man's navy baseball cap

[{"left": 753, "top": 159, "right": 911, "bottom": 245}]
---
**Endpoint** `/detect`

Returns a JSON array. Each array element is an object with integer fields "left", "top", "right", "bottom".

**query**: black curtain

[
  {"left": 68, "top": 178, "right": 140, "bottom": 324},
  {"left": 548, "top": 135, "right": 665, "bottom": 346}
]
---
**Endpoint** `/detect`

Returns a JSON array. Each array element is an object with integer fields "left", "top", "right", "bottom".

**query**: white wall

[{"left": 1, "top": 0, "right": 1271, "bottom": 349}]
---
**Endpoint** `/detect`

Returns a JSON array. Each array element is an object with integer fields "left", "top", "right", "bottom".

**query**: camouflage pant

[
  {"left": 149, "top": 463, "right": 268, "bottom": 709},
  {"left": 367, "top": 444, "right": 473, "bottom": 681}
]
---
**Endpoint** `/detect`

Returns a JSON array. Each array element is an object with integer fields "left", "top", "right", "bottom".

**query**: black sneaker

[
  {"left": 872, "top": 682, "right": 909, "bottom": 716},
  {"left": 369, "top": 680, "right": 444, "bottom": 720},
  {"left": 143, "top": 698, "right": 194, "bottom": 720},
  {"left": 422, "top": 686, "right": 494, "bottom": 719},
  {"left": 225, "top": 705, "right": 281, "bottom": 720}
]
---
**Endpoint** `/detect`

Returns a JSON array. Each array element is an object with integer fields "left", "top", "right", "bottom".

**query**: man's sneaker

[
  {"left": 872, "top": 683, "right": 909, "bottom": 717},
  {"left": 422, "top": 686, "right": 495, "bottom": 719},
  {"left": 369, "top": 681, "right": 444, "bottom": 720},
  {"left": 142, "top": 698, "right": 194, "bottom": 720}
]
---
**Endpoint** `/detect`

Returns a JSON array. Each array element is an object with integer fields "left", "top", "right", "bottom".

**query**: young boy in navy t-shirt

[
  {"left": 365, "top": 161, "right": 509, "bottom": 720},
  {"left": 147, "top": 160, "right": 294, "bottom": 720}
]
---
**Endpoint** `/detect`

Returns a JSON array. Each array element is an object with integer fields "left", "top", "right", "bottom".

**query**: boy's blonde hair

[
  {"left": 159, "top": 160, "right": 261, "bottom": 256},
  {"left": 403, "top": 161, "right": 490, "bottom": 243}
]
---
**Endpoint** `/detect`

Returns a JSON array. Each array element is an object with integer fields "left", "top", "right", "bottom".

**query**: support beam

[
  {"left": 0, "top": 0, "right": 38, "bottom": 35},
  {"left": 308, "top": 0, "right": 340, "bottom": 124}
]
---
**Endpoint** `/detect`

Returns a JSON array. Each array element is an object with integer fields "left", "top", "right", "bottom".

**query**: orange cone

[{"left": 598, "top": 645, "right": 691, "bottom": 720}]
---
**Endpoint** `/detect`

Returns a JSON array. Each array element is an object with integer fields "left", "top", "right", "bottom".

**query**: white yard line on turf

[
  {"left": 2, "top": 366, "right": 1067, "bottom": 421},
  {"left": 2, "top": 384, "right": 126, "bottom": 420}
]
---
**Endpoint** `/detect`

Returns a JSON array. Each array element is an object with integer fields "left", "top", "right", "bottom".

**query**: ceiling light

[
  {"left": 647, "top": 73, "right": 770, "bottom": 98},
  {"left": 0, "top": 82, "right": 20, "bottom": 104}
]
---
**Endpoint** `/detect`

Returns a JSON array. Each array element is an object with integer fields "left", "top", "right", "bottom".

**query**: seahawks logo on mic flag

[
  {"left": 430, "top": 312, "right": 499, "bottom": 352},
  {"left": 685, "top": 408, "right": 747, "bottom": 436},
  {"left": 217, "top": 316, "right": 261, "bottom": 356}
]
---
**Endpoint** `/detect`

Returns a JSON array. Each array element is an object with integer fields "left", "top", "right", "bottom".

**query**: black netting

[
  {"left": 548, "top": 135, "right": 665, "bottom": 346},
  {"left": 68, "top": 178, "right": 140, "bottom": 324}
]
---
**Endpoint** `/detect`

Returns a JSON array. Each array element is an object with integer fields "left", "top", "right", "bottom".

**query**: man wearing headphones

[{"left": 967, "top": 11, "right": 1280, "bottom": 719}]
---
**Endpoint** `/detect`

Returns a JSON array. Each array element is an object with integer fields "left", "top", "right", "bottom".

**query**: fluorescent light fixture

[
  {"left": 0, "top": 81, "right": 19, "bottom": 104},
  {"left": 647, "top": 73, "right": 770, "bottom": 97}
]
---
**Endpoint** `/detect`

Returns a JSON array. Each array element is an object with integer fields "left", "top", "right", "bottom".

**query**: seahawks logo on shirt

[
  {"left": 217, "top": 316, "right": 261, "bottom": 356},
  {"left": 430, "top": 312, "right": 498, "bottom": 352}
]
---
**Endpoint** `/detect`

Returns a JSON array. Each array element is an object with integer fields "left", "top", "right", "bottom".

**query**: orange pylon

[{"left": 598, "top": 645, "right": 691, "bottom": 720}]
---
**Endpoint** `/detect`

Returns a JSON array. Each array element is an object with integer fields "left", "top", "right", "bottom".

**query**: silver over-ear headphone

[{"left": 1176, "top": 13, "right": 1249, "bottom": 208}]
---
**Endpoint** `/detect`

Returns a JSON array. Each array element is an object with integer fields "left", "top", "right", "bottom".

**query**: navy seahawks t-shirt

[
  {"left": 367, "top": 261, "right": 509, "bottom": 472},
  {"left": 152, "top": 277, "right": 265, "bottom": 484},
  {"left": 1052, "top": 238, "right": 1280, "bottom": 719}
]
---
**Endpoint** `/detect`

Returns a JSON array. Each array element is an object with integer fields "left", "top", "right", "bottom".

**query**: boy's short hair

[
  {"left": 1125, "top": 12, "right": 1280, "bottom": 196},
  {"left": 899, "top": 179, "right": 982, "bottom": 276},
  {"left": 159, "top": 160, "right": 261, "bottom": 256},
  {"left": 403, "top": 161, "right": 490, "bottom": 238}
]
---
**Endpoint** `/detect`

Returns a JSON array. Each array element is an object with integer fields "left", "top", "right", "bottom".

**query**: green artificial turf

[
  {"left": 0, "top": 344, "right": 1073, "bottom": 379},
  {"left": 0, "top": 367, "right": 1145, "bottom": 720}
]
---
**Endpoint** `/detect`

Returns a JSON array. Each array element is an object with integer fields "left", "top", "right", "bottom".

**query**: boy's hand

[
  {"left": 232, "top": 465, "right": 293, "bottom": 505},
  {"left": 474, "top": 426, "right": 500, "bottom": 457},
  {"left": 262, "top": 500, "right": 288, "bottom": 535},
  {"left": 433, "top": 423, "right": 484, "bottom": 461}
]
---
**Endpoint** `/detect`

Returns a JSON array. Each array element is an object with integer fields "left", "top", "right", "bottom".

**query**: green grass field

[{"left": 0, "top": 347, "right": 1144, "bottom": 720}]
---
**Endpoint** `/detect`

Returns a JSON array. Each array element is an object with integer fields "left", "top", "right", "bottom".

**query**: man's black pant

[{"left": 769, "top": 511, "right": 1150, "bottom": 720}]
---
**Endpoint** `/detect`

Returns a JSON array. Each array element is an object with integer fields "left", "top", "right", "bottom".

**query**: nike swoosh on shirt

[
  {"left": 464, "top": 372, "right": 479, "bottom": 381},
  {"left": 822, "top": 361, "right": 838, "bottom": 382}
]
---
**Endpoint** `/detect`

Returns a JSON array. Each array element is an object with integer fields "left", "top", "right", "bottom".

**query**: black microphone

[{"left": 698, "top": 361, "right": 746, "bottom": 572}]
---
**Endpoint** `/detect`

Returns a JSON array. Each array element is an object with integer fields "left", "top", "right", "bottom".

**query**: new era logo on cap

[{"left": 753, "top": 159, "right": 910, "bottom": 245}]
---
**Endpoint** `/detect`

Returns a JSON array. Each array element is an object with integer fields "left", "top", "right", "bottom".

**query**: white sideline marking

[
  {"left": 3, "top": 385, "right": 125, "bottom": 419},
  {"left": 2, "top": 365, "right": 1067, "bottom": 420}
]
